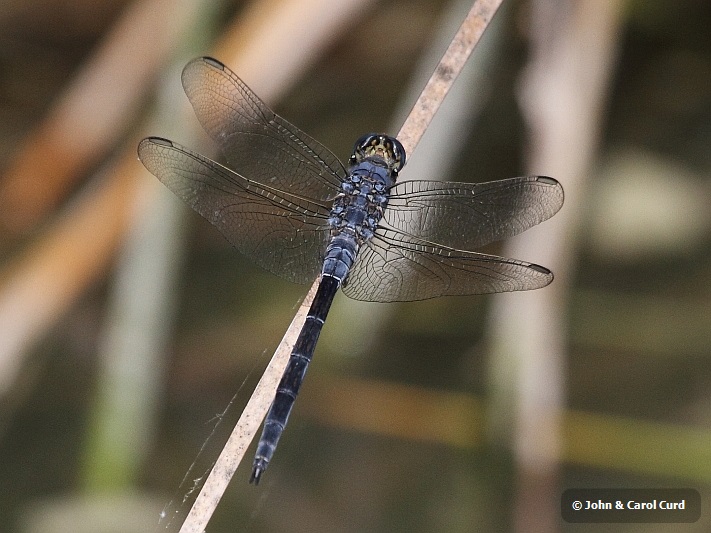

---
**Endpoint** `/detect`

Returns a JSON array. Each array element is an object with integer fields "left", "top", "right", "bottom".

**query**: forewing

[
  {"left": 181, "top": 57, "right": 346, "bottom": 200},
  {"left": 342, "top": 228, "right": 553, "bottom": 302},
  {"left": 138, "top": 137, "right": 331, "bottom": 284},
  {"left": 385, "top": 176, "right": 563, "bottom": 250}
]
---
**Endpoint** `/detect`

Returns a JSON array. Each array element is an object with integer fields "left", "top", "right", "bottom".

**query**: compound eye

[
  {"left": 353, "top": 134, "right": 377, "bottom": 153},
  {"left": 390, "top": 138, "right": 406, "bottom": 172}
]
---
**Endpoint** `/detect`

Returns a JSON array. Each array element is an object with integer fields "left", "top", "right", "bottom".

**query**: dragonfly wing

[
  {"left": 181, "top": 57, "right": 346, "bottom": 200},
  {"left": 138, "top": 137, "right": 331, "bottom": 284},
  {"left": 342, "top": 227, "right": 553, "bottom": 302},
  {"left": 385, "top": 176, "right": 563, "bottom": 250}
]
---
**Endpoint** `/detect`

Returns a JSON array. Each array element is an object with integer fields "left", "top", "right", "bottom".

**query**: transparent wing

[
  {"left": 342, "top": 228, "right": 553, "bottom": 302},
  {"left": 138, "top": 137, "right": 331, "bottom": 284},
  {"left": 181, "top": 57, "right": 346, "bottom": 200},
  {"left": 385, "top": 176, "right": 563, "bottom": 250}
]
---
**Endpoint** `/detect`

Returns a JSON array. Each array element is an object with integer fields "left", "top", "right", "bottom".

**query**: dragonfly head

[{"left": 349, "top": 134, "right": 406, "bottom": 177}]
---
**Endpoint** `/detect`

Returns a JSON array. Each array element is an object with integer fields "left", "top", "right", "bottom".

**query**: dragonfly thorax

[
  {"left": 328, "top": 162, "right": 392, "bottom": 243},
  {"left": 323, "top": 159, "right": 393, "bottom": 283}
]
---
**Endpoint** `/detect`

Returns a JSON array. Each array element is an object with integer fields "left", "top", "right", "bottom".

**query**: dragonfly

[{"left": 138, "top": 57, "right": 564, "bottom": 484}]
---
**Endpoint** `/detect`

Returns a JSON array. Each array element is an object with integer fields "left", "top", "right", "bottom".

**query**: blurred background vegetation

[{"left": 0, "top": 0, "right": 709, "bottom": 531}]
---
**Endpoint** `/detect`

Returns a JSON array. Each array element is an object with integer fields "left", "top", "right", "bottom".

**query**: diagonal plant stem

[
  {"left": 179, "top": 0, "right": 503, "bottom": 530},
  {"left": 396, "top": 0, "right": 504, "bottom": 154}
]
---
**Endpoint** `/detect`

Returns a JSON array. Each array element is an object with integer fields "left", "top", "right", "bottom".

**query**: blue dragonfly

[{"left": 138, "top": 57, "right": 564, "bottom": 484}]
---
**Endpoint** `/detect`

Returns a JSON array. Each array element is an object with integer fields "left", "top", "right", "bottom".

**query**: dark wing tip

[
  {"left": 201, "top": 56, "right": 225, "bottom": 70},
  {"left": 184, "top": 56, "right": 226, "bottom": 73},
  {"left": 182, "top": 57, "right": 229, "bottom": 94},
  {"left": 534, "top": 175, "right": 559, "bottom": 186},
  {"left": 529, "top": 262, "right": 552, "bottom": 275},
  {"left": 144, "top": 136, "right": 173, "bottom": 146},
  {"left": 528, "top": 262, "right": 554, "bottom": 287},
  {"left": 531, "top": 175, "right": 565, "bottom": 212},
  {"left": 137, "top": 136, "right": 173, "bottom": 159}
]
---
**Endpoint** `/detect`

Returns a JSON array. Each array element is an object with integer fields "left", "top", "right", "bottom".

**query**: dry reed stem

[
  {"left": 179, "top": 0, "right": 504, "bottom": 531},
  {"left": 396, "top": 0, "right": 504, "bottom": 154},
  {"left": 0, "top": 0, "right": 202, "bottom": 236},
  {"left": 0, "top": 0, "right": 211, "bottom": 409},
  {"left": 0, "top": 151, "right": 140, "bottom": 395},
  {"left": 496, "top": 1, "right": 623, "bottom": 530}
]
